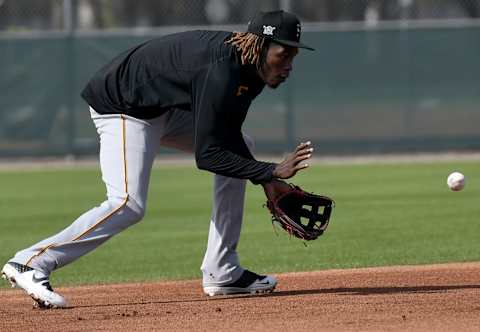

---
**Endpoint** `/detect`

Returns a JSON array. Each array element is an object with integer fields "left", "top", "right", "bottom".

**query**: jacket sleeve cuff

[{"left": 250, "top": 163, "right": 277, "bottom": 185}]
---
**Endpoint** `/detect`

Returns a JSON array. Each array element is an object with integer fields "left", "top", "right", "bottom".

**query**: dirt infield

[{"left": 1, "top": 262, "right": 480, "bottom": 332}]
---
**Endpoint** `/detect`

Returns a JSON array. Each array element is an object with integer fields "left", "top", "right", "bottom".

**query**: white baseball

[{"left": 447, "top": 172, "right": 465, "bottom": 191}]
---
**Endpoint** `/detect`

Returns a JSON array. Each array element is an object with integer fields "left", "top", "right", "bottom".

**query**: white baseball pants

[{"left": 11, "top": 107, "right": 252, "bottom": 286}]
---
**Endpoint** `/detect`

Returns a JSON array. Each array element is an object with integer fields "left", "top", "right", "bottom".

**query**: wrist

[{"left": 271, "top": 163, "right": 279, "bottom": 178}]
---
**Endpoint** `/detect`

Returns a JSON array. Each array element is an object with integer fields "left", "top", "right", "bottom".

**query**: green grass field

[{"left": 0, "top": 160, "right": 479, "bottom": 288}]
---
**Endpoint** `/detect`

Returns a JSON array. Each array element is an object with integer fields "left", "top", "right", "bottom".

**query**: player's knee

[
  {"left": 106, "top": 196, "right": 145, "bottom": 224},
  {"left": 243, "top": 134, "right": 255, "bottom": 153},
  {"left": 124, "top": 199, "right": 145, "bottom": 223}
]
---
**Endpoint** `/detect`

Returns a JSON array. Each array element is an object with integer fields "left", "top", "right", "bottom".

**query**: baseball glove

[{"left": 266, "top": 184, "right": 334, "bottom": 241}]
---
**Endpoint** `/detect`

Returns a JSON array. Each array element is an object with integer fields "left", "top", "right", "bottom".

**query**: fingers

[
  {"left": 294, "top": 141, "right": 313, "bottom": 162},
  {"left": 295, "top": 142, "right": 313, "bottom": 158},
  {"left": 287, "top": 162, "right": 310, "bottom": 179},
  {"left": 296, "top": 146, "right": 313, "bottom": 157},
  {"left": 277, "top": 141, "right": 314, "bottom": 179},
  {"left": 292, "top": 151, "right": 311, "bottom": 174},
  {"left": 295, "top": 141, "right": 312, "bottom": 153},
  {"left": 295, "top": 162, "right": 310, "bottom": 171},
  {"left": 294, "top": 151, "right": 311, "bottom": 163},
  {"left": 294, "top": 141, "right": 313, "bottom": 171}
]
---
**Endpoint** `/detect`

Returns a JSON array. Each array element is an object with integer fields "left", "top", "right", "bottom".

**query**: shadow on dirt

[
  {"left": 73, "top": 284, "right": 480, "bottom": 309},
  {"left": 270, "top": 284, "right": 480, "bottom": 297}
]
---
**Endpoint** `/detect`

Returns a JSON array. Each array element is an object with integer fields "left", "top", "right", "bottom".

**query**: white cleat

[
  {"left": 2, "top": 272, "right": 16, "bottom": 288},
  {"left": 1, "top": 262, "right": 68, "bottom": 309},
  {"left": 203, "top": 270, "right": 277, "bottom": 297}
]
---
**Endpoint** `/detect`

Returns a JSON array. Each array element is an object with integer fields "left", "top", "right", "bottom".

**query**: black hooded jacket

[{"left": 81, "top": 30, "right": 275, "bottom": 184}]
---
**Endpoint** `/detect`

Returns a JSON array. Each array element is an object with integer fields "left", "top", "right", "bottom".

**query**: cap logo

[
  {"left": 262, "top": 25, "right": 276, "bottom": 36},
  {"left": 296, "top": 23, "right": 301, "bottom": 38}
]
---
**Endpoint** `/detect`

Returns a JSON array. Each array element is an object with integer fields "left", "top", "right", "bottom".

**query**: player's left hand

[
  {"left": 262, "top": 179, "right": 292, "bottom": 202},
  {"left": 265, "top": 183, "right": 334, "bottom": 241}
]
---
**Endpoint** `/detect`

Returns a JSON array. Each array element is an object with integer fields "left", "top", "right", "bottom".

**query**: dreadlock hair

[{"left": 225, "top": 32, "right": 269, "bottom": 70}]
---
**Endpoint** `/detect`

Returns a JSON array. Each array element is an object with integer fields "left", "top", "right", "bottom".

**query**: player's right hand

[{"left": 272, "top": 141, "right": 313, "bottom": 179}]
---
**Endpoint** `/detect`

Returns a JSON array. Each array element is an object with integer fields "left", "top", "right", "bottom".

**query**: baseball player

[{"left": 2, "top": 10, "right": 314, "bottom": 308}]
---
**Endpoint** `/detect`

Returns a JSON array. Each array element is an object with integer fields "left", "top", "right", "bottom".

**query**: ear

[{"left": 257, "top": 39, "right": 271, "bottom": 68}]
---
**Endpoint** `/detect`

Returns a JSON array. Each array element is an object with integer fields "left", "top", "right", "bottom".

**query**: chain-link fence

[
  {"left": 1, "top": 0, "right": 480, "bottom": 32},
  {"left": 1, "top": 0, "right": 480, "bottom": 157}
]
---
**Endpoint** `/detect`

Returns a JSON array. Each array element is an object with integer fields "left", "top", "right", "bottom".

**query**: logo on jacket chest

[{"left": 236, "top": 85, "right": 249, "bottom": 96}]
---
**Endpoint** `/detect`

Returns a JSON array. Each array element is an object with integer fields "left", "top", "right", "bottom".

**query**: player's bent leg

[
  {"left": 200, "top": 171, "right": 277, "bottom": 296},
  {"left": 199, "top": 135, "right": 277, "bottom": 295},
  {"left": 200, "top": 173, "right": 246, "bottom": 285},
  {"left": 12, "top": 197, "right": 145, "bottom": 271},
  {"left": 160, "top": 112, "right": 277, "bottom": 296},
  {"left": 4, "top": 196, "right": 145, "bottom": 309},
  {"left": 3, "top": 108, "right": 165, "bottom": 308}
]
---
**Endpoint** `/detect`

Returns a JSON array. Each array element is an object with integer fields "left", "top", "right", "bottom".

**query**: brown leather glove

[{"left": 266, "top": 184, "right": 334, "bottom": 241}]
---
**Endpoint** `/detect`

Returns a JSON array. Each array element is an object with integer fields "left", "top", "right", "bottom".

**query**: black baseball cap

[{"left": 247, "top": 10, "right": 314, "bottom": 51}]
